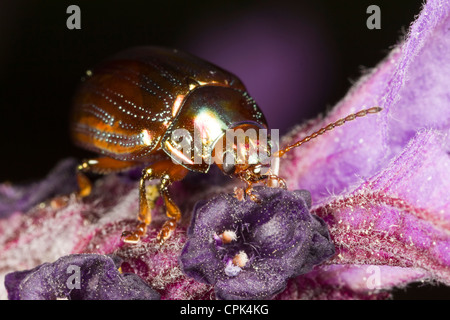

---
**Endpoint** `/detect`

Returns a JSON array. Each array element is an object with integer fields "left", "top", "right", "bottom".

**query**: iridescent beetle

[{"left": 71, "top": 46, "right": 381, "bottom": 244}]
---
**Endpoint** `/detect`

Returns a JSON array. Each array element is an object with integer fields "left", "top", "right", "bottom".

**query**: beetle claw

[
  {"left": 245, "top": 185, "right": 261, "bottom": 204},
  {"left": 248, "top": 193, "right": 262, "bottom": 204},
  {"left": 234, "top": 187, "right": 245, "bottom": 201}
]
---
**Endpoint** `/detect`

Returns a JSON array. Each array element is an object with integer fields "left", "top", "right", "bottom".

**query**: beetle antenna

[{"left": 274, "top": 106, "right": 382, "bottom": 158}]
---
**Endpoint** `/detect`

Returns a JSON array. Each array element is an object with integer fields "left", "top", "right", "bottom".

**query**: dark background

[{"left": 0, "top": 0, "right": 448, "bottom": 299}]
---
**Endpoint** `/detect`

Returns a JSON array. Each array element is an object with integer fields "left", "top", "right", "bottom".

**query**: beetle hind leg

[
  {"left": 77, "top": 169, "right": 93, "bottom": 198},
  {"left": 76, "top": 157, "right": 139, "bottom": 198}
]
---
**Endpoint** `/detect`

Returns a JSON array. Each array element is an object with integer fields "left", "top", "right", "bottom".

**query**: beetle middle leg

[{"left": 121, "top": 159, "right": 189, "bottom": 244}]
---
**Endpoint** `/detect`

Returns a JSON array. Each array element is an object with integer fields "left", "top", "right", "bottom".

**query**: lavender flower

[
  {"left": 5, "top": 254, "right": 160, "bottom": 300},
  {"left": 179, "top": 187, "right": 335, "bottom": 300}
]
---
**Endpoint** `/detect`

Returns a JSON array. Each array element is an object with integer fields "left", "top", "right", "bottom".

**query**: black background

[{"left": 0, "top": 0, "right": 448, "bottom": 299}]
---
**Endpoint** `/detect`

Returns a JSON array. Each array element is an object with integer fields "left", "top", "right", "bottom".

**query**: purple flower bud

[
  {"left": 179, "top": 187, "right": 335, "bottom": 300},
  {"left": 4, "top": 254, "right": 160, "bottom": 300}
]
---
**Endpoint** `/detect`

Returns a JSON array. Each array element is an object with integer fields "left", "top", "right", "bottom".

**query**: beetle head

[
  {"left": 215, "top": 106, "right": 383, "bottom": 188},
  {"left": 213, "top": 124, "right": 278, "bottom": 184}
]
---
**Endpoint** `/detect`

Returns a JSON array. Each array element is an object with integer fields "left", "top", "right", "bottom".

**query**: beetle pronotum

[{"left": 70, "top": 46, "right": 381, "bottom": 244}]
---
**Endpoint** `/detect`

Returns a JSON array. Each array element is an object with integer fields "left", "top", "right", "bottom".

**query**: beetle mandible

[{"left": 70, "top": 46, "right": 381, "bottom": 244}]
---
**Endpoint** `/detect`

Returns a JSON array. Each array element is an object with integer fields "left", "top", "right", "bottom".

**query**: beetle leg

[
  {"left": 76, "top": 157, "right": 138, "bottom": 197},
  {"left": 76, "top": 170, "right": 92, "bottom": 198},
  {"left": 156, "top": 163, "right": 190, "bottom": 244},
  {"left": 245, "top": 182, "right": 261, "bottom": 204},
  {"left": 121, "top": 169, "right": 154, "bottom": 244},
  {"left": 121, "top": 160, "right": 188, "bottom": 244},
  {"left": 156, "top": 175, "right": 181, "bottom": 244},
  {"left": 241, "top": 175, "right": 286, "bottom": 203},
  {"left": 265, "top": 174, "right": 287, "bottom": 189}
]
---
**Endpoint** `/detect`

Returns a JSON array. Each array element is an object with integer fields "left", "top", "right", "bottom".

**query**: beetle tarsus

[
  {"left": 234, "top": 187, "right": 245, "bottom": 201},
  {"left": 121, "top": 231, "right": 138, "bottom": 244},
  {"left": 121, "top": 222, "right": 147, "bottom": 244},
  {"left": 156, "top": 218, "right": 177, "bottom": 245},
  {"left": 245, "top": 184, "right": 261, "bottom": 204},
  {"left": 266, "top": 175, "right": 287, "bottom": 189}
]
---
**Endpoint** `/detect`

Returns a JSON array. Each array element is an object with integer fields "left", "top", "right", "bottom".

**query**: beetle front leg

[
  {"left": 245, "top": 182, "right": 261, "bottom": 203},
  {"left": 265, "top": 174, "right": 287, "bottom": 189},
  {"left": 240, "top": 175, "right": 287, "bottom": 203}
]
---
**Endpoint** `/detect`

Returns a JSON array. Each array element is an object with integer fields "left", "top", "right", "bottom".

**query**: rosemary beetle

[{"left": 70, "top": 46, "right": 381, "bottom": 244}]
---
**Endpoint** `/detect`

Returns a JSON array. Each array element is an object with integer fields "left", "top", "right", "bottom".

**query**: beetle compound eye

[{"left": 222, "top": 152, "right": 236, "bottom": 175}]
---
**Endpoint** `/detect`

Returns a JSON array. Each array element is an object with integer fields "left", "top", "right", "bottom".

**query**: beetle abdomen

[{"left": 70, "top": 46, "right": 246, "bottom": 162}]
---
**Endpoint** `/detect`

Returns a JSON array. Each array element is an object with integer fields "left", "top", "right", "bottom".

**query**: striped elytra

[{"left": 70, "top": 46, "right": 267, "bottom": 169}]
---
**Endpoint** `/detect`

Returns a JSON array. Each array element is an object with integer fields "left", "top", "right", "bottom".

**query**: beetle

[{"left": 70, "top": 46, "right": 381, "bottom": 244}]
